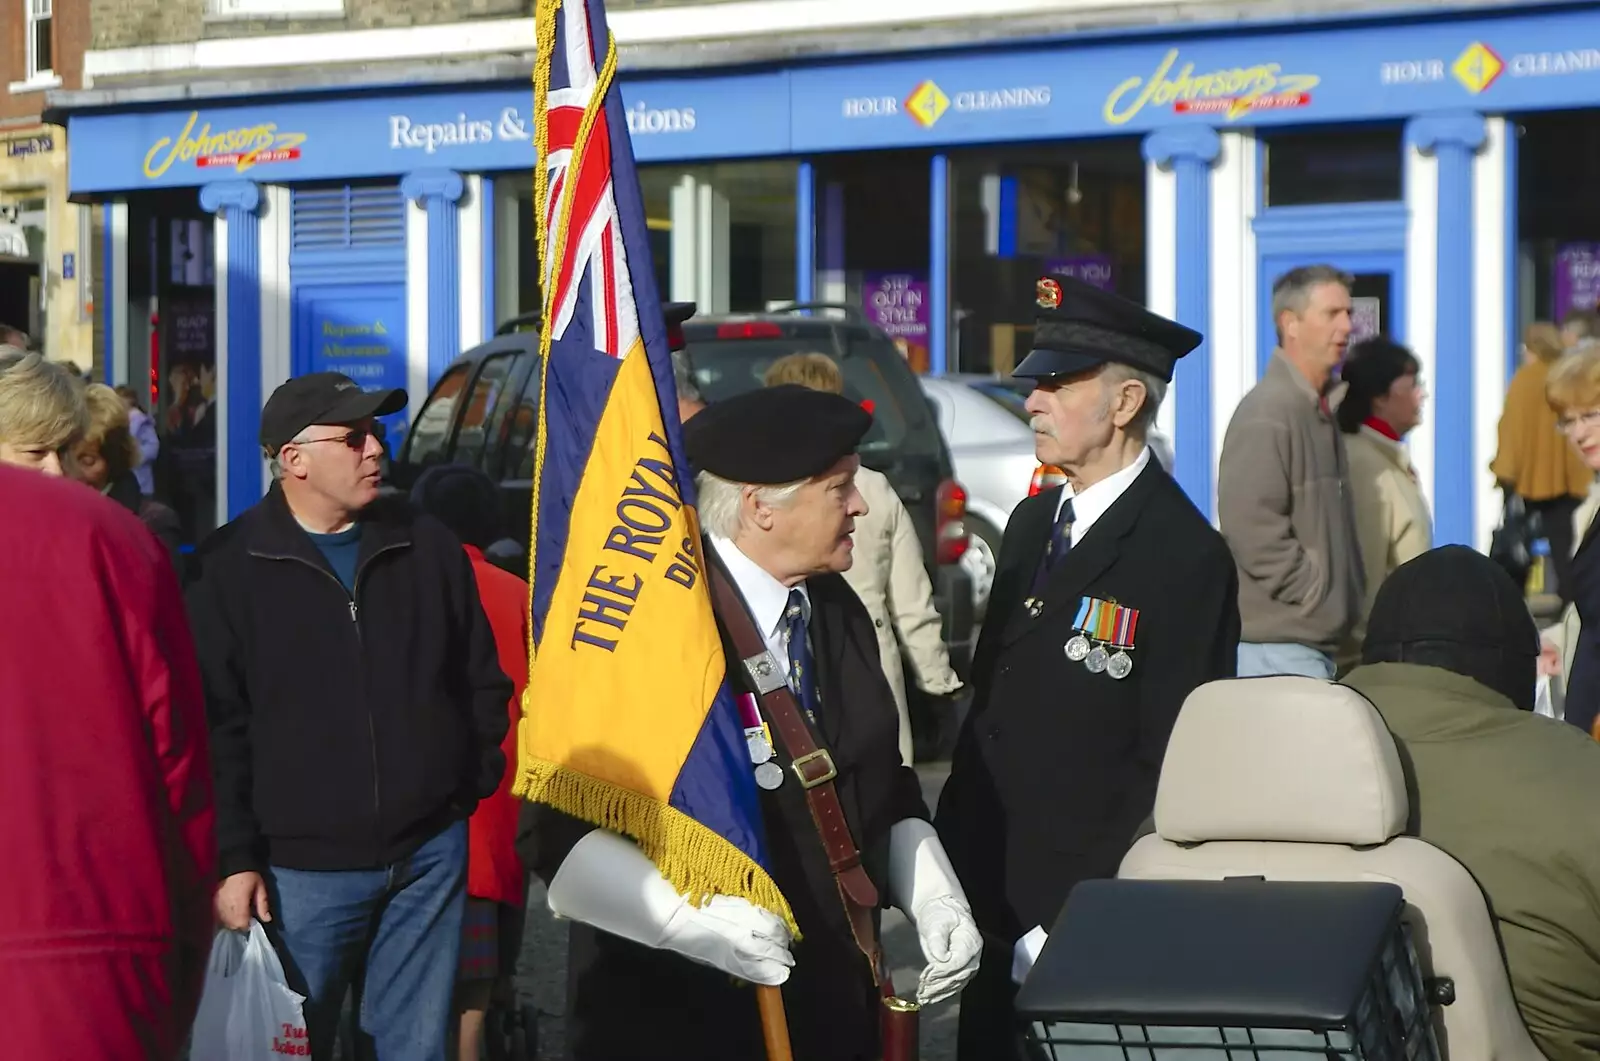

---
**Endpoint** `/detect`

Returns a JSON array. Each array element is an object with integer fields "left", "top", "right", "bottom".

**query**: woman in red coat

[
  {"left": 0, "top": 464, "right": 217, "bottom": 1059},
  {"left": 412, "top": 465, "right": 530, "bottom": 1061}
]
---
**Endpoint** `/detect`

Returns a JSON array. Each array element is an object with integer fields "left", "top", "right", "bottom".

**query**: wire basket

[{"left": 1016, "top": 880, "right": 1441, "bottom": 1061}]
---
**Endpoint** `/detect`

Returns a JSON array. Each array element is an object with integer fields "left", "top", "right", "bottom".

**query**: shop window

[
  {"left": 1517, "top": 111, "right": 1600, "bottom": 327},
  {"left": 406, "top": 364, "right": 471, "bottom": 468},
  {"left": 813, "top": 151, "right": 932, "bottom": 369},
  {"left": 26, "top": 0, "right": 52, "bottom": 81},
  {"left": 1262, "top": 124, "right": 1403, "bottom": 207},
  {"left": 949, "top": 140, "right": 1145, "bottom": 375}
]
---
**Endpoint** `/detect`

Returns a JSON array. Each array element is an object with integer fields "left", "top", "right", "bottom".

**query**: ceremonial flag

[{"left": 513, "top": 0, "right": 795, "bottom": 934}]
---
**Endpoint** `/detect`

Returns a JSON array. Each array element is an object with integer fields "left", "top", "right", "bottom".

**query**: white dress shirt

[
  {"left": 1053, "top": 446, "right": 1151, "bottom": 549},
  {"left": 709, "top": 534, "right": 811, "bottom": 668}
]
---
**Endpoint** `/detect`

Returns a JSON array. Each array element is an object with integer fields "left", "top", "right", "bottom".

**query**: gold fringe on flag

[{"left": 515, "top": 760, "right": 800, "bottom": 938}]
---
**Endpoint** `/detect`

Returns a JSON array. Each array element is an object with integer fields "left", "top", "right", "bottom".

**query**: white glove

[
  {"left": 887, "top": 818, "right": 984, "bottom": 1005},
  {"left": 547, "top": 830, "right": 794, "bottom": 985},
  {"left": 1011, "top": 925, "right": 1048, "bottom": 986}
]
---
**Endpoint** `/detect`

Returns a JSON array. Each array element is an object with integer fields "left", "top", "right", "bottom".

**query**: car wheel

[{"left": 961, "top": 517, "right": 1002, "bottom": 619}]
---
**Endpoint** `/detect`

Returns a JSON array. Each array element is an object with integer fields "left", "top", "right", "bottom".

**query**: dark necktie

[
  {"left": 783, "top": 589, "right": 820, "bottom": 722},
  {"left": 1045, "top": 497, "right": 1076, "bottom": 572}
]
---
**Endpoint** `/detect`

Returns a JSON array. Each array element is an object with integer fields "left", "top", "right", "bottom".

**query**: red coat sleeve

[{"left": 126, "top": 541, "right": 218, "bottom": 1019}]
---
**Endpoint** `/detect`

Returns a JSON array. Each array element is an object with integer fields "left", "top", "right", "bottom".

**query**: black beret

[
  {"left": 684, "top": 384, "right": 870, "bottom": 484},
  {"left": 1014, "top": 273, "right": 1203, "bottom": 383}
]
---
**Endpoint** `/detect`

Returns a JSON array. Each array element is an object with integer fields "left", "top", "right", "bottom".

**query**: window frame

[{"left": 25, "top": 0, "right": 53, "bottom": 82}]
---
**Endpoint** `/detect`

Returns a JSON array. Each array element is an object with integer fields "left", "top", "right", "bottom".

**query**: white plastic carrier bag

[{"left": 189, "top": 919, "right": 309, "bottom": 1059}]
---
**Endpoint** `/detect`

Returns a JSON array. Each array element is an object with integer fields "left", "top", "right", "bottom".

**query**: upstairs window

[{"left": 26, "top": 0, "right": 53, "bottom": 82}]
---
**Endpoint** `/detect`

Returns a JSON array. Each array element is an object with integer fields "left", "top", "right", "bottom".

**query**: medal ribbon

[
  {"left": 1112, "top": 606, "right": 1140, "bottom": 649},
  {"left": 1091, "top": 599, "right": 1116, "bottom": 643},
  {"left": 1072, "top": 598, "right": 1092, "bottom": 631},
  {"left": 736, "top": 692, "right": 762, "bottom": 730}
]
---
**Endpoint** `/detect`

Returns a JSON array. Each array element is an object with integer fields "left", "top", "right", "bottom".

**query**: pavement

[{"left": 513, "top": 761, "right": 959, "bottom": 1060}]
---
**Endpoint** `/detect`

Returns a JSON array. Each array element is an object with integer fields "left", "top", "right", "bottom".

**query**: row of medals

[
  {"left": 747, "top": 728, "right": 785, "bottom": 790},
  {"left": 1066, "top": 632, "right": 1134, "bottom": 680}
]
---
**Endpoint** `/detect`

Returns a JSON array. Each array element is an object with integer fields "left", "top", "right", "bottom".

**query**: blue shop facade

[{"left": 55, "top": 1, "right": 1600, "bottom": 550}]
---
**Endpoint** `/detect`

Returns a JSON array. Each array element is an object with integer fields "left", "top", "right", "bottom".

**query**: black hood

[{"left": 1362, "top": 545, "right": 1540, "bottom": 710}]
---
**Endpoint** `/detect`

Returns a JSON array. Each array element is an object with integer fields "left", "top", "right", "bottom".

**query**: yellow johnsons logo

[
  {"left": 1103, "top": 48, "right": 1319, "bottom": 126},
  {"left": 143, "top": 111, "right": 307, "bottom": 180}
]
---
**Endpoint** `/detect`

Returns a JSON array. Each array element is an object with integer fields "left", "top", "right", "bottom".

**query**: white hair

[
  {"left": 266, "top": 429, "right": 312, "bottom": 481},
  {"left": 695, "top": 470, "right": 805, "bottom": 538},
  {"left": 1101, "top": 362, "right": 1167, "bottom": 436}
]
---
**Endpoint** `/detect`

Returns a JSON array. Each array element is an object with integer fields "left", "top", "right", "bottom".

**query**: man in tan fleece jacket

[{"left": 1218, "top": 264, "right": 1363, "bottom": 678}]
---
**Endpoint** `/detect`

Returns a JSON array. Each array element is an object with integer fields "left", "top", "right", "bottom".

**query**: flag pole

[{"left": 756, "top": 985, "right": 795, "bottom": 1061}]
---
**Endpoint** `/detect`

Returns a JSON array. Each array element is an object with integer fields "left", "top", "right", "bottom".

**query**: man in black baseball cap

[
  {"left": 186, "top": 370, "right": 511, "bottom": 1058},
  {"left": 937, "top": 274, "right": 1239, "bottom": 1061}
]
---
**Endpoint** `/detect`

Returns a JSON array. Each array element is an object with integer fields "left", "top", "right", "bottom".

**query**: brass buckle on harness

[{"left": 790, "top": 749, "right": 838, "bottom": 789}]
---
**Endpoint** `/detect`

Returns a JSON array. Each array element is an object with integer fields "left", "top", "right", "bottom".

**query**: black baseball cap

[{"left": 260, "top": 372, "right": 407, "bottom": 452}]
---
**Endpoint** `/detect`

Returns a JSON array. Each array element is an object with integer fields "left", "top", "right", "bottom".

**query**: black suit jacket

[
  {"left": 936, "top": 459, "right": 1240, "bottom": 942},
  {"left": 518, "top": 556, "right": 927, "bottom": 1061}
]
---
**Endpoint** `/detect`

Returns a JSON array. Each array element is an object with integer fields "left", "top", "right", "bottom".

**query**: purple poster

[
  {"left": 863, "top": 272, "right": 930, "bottom": 373},
  {"left": 1555, "top": 244, "right": 1600, "bottom": 323},
  {"left": 1044, "top": 254, "right": 1115, "bottom": 292},
  {"left": 1349, "top": 297, "right": 1382, "bottom": 344}
]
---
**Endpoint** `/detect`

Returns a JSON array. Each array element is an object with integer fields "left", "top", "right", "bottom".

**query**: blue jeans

[
  {"left": 1237, "top": 641, "right": 1336, "bottom": 680},
  {"left": 267, "top": 820, "right": 467, "bottom": 1061}
]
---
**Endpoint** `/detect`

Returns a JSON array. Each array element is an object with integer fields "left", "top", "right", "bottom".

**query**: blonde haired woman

[
  {"left": 1493, "top": 322, "right": 1593, "bottom": 601},
  {"left": 1541, "top": 347, "right": 1600, "bottom": 736},
  {"left": 761, "top": 353, "right": 962, "bottom": 764},
  {"left": 0, "top": 349, "right": 87, "bottom": 475},
  {"left": 73, "top": 383, "right": 183, "bottom": 568}
]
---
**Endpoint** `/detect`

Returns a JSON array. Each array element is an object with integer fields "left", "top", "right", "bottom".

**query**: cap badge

[{"left": 1036, "top": 277, "right": 1062, "bottom": 310}]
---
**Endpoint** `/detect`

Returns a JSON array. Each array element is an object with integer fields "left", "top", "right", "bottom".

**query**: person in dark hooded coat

[{"left": 1342, "top": 545, "right": 1600, "bottom": 1061}]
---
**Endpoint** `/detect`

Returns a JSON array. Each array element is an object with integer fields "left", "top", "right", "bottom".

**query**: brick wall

[{"left": 3, "top": 0, "right": 88, "bottom": 121}]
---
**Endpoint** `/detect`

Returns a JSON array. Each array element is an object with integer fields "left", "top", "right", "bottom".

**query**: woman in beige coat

[
  {"left": 1335, "top": 336, "right": 1432, "bottom": 670},
  {"left": 762, "top": 353, "right": 962, "bottom": 764}
]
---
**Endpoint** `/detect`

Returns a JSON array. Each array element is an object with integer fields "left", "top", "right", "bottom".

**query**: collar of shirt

[
  {"left": 1054, "top": 446, "right": 1151, "bottom": 546},
  {"left": 709, "top": 534, "right": 811, "bottom": 663}
]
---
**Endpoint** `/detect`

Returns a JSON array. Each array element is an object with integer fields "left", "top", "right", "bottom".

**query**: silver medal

[
  {"left": 746, "top": 732, "right": 773, "bottom": 765},
  {"left": 1085, "top": 645, "right": 1110, "bottom": 673},
  {"left": 754, "top": 761, "right": 785, "bottom": 790},
  {"left": 1064, "top": 635, "right": 1091, "bottom": 662},
  {"left": 1107, "top": 650, "right": 1133, "bottom": 680}
]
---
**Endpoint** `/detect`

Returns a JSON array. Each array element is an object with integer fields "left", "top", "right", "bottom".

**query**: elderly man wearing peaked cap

[
  {"left": 935, "top": 274, "right": 1241, "bottom": 1060},
  {"left": 185, "top": 372, "right": 514, "bottom": 1061}
]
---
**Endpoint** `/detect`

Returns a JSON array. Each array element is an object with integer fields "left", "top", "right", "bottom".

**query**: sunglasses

[{"left": 294, "top": 422, "right": 386, "bottom": 451}]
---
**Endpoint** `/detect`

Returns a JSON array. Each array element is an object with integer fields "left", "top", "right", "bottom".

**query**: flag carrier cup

[{"left": 1015, "top": 878, "right": 1440, "bottom": 1061}]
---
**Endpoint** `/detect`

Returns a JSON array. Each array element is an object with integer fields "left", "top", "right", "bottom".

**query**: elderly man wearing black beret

[
  {"left": 935, "top": 275, "right": 1242, "bottom": 1060},
  {"left": 519, "top": 384, "right": 982, "bottom": 1061}
]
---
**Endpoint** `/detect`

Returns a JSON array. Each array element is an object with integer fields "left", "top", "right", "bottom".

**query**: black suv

[{"left": 388, "top": 304, "right": 976, "bottom": 757}]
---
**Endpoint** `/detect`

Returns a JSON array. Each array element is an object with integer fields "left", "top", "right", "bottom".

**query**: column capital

[
  {"left": 1407, "top": 111, "right": 1486, "bottom": 155},
  {"left": 1142, "top": 126, "right": 1221, "bottom": 168},
  {"left": 402, "top": 168, "right": 466, "bottom": 205},
  {"left": 199, "top": 180, "right": 262, "bottom": 216}
]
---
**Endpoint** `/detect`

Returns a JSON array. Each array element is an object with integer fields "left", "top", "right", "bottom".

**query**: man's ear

[
  {"left": 1111, "top": 379, "right": 1147, "bottom": 430},
  {"left": 745, "top": 484, "right": 773, "bottom": 530}
]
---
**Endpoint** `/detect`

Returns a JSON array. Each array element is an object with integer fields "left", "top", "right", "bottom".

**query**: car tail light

[
  {"left": 1029, "top": 464, "right": 1068, "bottom": 496},
  {"left": 666, "top": 323, "right": 686, "bottom": 351},
  {"left": 935, "top": 479, "right": 970, "bottom": 565},
  {"left": 715, "top": 321, "right": 784, "bottom": 339}
]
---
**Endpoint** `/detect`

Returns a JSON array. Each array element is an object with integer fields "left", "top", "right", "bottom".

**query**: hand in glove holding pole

[
  {"left": 547, "top": 831, "right": 795, "bottom": 986},
  {"left": 887, "top": 817, "right": 983, "bottom": 1005}
]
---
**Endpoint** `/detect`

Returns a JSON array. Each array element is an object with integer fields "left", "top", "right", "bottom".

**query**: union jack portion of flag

[{"left": 539, "top": 0, "right": 637, "bottom": 359}]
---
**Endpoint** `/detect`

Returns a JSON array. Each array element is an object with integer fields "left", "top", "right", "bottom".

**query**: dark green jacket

[{"left": 1345, "top": 663, "right": 1600, "bottom": 1061}]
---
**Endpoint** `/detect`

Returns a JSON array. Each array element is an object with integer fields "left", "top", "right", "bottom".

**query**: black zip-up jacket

[{"left": 185, "top": 485, "right": 512, "bottom": 878}]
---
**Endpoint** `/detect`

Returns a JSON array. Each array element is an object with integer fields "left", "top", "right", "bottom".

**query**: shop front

[{"left": 52, "top": 0, "right": 1600, "bottom": 548}]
